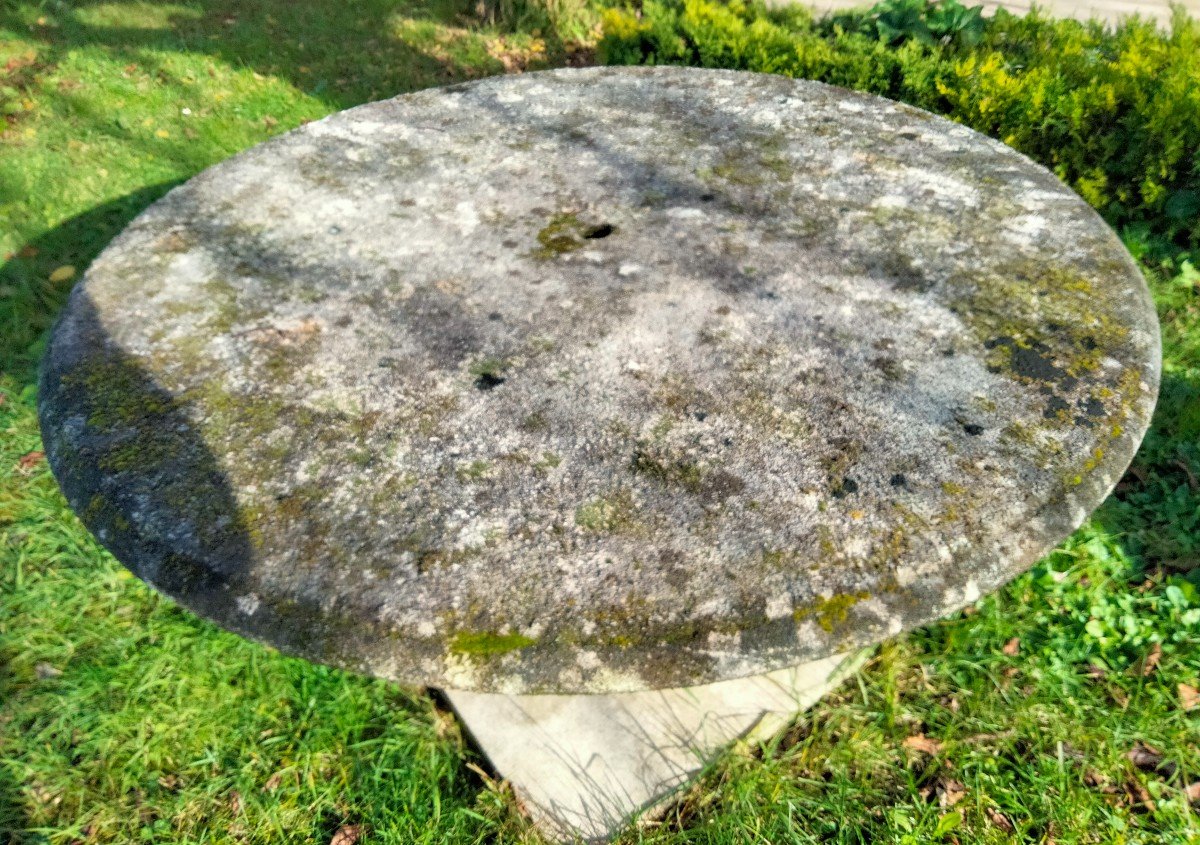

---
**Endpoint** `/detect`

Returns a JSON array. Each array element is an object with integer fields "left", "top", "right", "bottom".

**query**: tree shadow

[
  {"left": 0, "top": 750, "right": 29, "bottom": 843},
  {"left": 1, "top": 183, "right": 182, "bottom": 381},
  {"left": 0, "top": 0, "right": 511, "bottom": 116}
]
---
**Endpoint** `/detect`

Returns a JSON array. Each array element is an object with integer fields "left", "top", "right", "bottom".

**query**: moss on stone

[
  {"left": 575, "top": 489, "right": 639, "bottom": 533},
  {"left": 793, "top": 591, "right": 870, "bottom": 632},
  {"left": 531, "top": 212, "right": 616, "bottom": 260},
  {"left": 450, "top": 630, "right": 536, "bottom": 656}
]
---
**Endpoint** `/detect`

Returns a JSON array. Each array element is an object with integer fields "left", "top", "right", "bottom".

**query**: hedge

[{"left": 597, "top": 0, "right": 1200, "bottom": 253}]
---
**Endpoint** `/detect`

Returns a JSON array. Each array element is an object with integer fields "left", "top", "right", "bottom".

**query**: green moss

[
  {"left": 66, "top": 358, "right": 175, "bottom": 430},
  {"left": 941, "top": 480, "right": 967, "bottom": 496},
  {"left": 575, "top": 488, "right": 639, "bottom": 533},
  {"left": 631, "top": 446, "right": 703, "bottom": 493},
  {"left": 531, "top": 212, "right": 616, "bottom": 260},
  {"left": 450, "top": 630, "right": 536, "bottom": 656},
  {"left": 520, "top": 410, "right": 549, "bottom": 432},
  {"left": 455, "top": 459, "right": 491, "bottom": 481},
  {"left": 794, "top": 591, "right": 871, "bottom": 632},
  {"left": 950, "top": 261, "right": 1131, "bottom": 388},
  {"left": 535, "top": 451, "right": 562, "bottom": 472}
]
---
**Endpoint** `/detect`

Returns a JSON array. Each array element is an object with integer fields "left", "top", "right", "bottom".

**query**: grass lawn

[{"left": 2, "top": 1, "right": 1199, "bottom": 843}]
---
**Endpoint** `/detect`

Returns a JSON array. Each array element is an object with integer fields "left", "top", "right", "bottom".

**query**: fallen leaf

[
  {"left": 1138, "top": 642, "right": 1162, "bottom": 677},
  {"left": 1185, "top": 782, "right": 1200, "bottom": 804},
  {"left": 48, "top": 265, "right": 75, "bottom": 284},
  {"left": 262, "top": 772, "right": 283, "bottom": 792},
  {"left": 17, "top": 245, "right": 38, "bottom": 258},
  {"left": 228, "top": 790, "right": 242, "bottom": 815},
  {"left": 16, "top": 450, "right": 44, "bottom": 473},
  {"left": 1126, "top": 742, "right": 1164, "bottom": 771},
  {"left": 986, "top": 807, "right": 1015, "bottom": 833},
  {"left": 1002, "top": 636, "right": 1020, "bottom": 656},
  {"left": 903, "top": 734, "right": 942, "bottom": 755},
  {"left": 35, "top": 662, "right": 62, "bottom": 679},
  {"left": 1083, "top": 664, "right": 1107, "bottom": 679},
  {"left": 157, "top": 774, "right": 180, "bottom": 790},
  {"left": 937, "top": 777, "right": 966, "bottom": 808},
  {"left": 329, "top": 825, "right": 362, "bottom": 845},
  {"left": 1178, "top": 683, "right": 1199, "bottom": 712},
  {"left": 1123, "top": 779, "right": 1155, "bottom": 812}
]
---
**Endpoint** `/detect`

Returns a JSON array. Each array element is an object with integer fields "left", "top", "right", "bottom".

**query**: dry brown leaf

[
  {"left": 1126, "top": 742, "right": 1164, "bottom": 771},
  {"left": 228, "top": 790, "right": 242, "bottom": 816},
  {"left": 1123, "top": 779, "right": 1155, "bottom": 812},
  {"left": 1185, "top": 782, "right": 1200, "bottom": 804},
  {"left": 329, "top": 825, "right": 362, "bottom": 845},
  {"left": 1110, "top": 686, "right": 1130, "bottom": 708},
  {"left": 262, "top": 772, "right": 283, "bottom": 792},
  {"left": 1002, "top": 637, "right": 1020, "bottom": 656},
  {"left": 1083, "top": 664, "right": 1107, "bottom": 680},
  {"left": 986, "top": 807, "right": 1015, "bottom": 833},
  {"left": 1178, "top": 682, "right": 1199, "bottom": 712},
  {"left": 937, "top": 777, "right": 966, "bottom": 808},
  {"left": 903, "top": 734, "right": 942, "bottom": 755},
  {"left": 1139, "top": 642, "right": 1162, "bottom": 677},
  {"left": 16, "top": 450, "right": 44, "bottom": 473},
  {"left": 17, "top": 245, "right": 38, "bottom": 258}
]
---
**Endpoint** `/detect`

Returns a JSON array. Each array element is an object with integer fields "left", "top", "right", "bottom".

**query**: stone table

[{"left": 39, "top": 67, "right": 1159, "bottom": 842}]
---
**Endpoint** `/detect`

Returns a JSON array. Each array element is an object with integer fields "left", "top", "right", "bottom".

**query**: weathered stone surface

[{"left": 39, "top": 67, "right": 1159, "bottom": 694}]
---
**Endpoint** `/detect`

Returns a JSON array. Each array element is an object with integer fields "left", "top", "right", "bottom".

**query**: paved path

[{"left": 802, "top": 0, "right": 1198, "bottom": 27}]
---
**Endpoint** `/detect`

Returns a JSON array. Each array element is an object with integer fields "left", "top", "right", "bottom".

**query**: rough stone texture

[
  {"left": 38, "top": 66, "right": 1160, "bottom": 694},
  {"left": 447, "top": 651, "right": 859, "bottom": 843}
]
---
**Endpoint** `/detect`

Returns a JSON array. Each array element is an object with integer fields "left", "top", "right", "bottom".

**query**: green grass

[{"left": 2, "top": 1, "right": 1199, "bottom": 843}]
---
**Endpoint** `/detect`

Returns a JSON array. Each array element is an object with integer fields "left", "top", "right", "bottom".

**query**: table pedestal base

[{"left": 444, "top": 651, "right": 865, "bottom": 843}]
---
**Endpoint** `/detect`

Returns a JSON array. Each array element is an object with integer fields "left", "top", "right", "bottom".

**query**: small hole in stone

[
  {"left": 962, "top": 423, "right": 984, "bottom": 436},
  {"left": 890, "top": 473, "right": 907, "bottom": 488},
  {"left": 700, "top": 192, "right": 716, "bottom": 202},
  {"left": 583, "top": 223, "right": 614, "bottom": 240},
  {"left": 488, "top": 312, "right": 503, "bottom": 321},
  {"left": 475, "top": 373, "right": 506, "bottom": 391}
]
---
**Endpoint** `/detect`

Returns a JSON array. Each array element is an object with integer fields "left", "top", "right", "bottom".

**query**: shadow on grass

[
  {"left": 0, "top": 0, "right": 509, "bottom": 114},
  {"left": 0, "top": 183, "right": 181, "bottom": 380},
  {"left": 0, "top": 0, "right": 545, "bottom": 381},
  {"left": 0, "top": 757, "right": 28, "bottom": 843}
]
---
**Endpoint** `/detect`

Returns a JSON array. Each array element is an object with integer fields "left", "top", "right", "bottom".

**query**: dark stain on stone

[
  {"left": 702, "top": 469, "right": 746, "bottom": 503},
  {"left": 1043, "top": 395, "right": 1070, "bottom": 420},
  {"left": 831, "top": 477, "right": 859, "bottom": 498},
  {"left": 890, "top": 473, "right": 908, "bottom": 488},
  {"left": 475, "top": 372, "right": 506, "bottom": 391}
]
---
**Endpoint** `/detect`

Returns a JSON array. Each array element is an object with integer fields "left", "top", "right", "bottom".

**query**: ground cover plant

[{"left": 1, "top": 0, "right": 1198, "bottom": 842}]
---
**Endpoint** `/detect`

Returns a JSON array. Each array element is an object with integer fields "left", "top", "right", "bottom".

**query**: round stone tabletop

[{"left": 39, "top": 67, "right": 1159, "bottom": 694}]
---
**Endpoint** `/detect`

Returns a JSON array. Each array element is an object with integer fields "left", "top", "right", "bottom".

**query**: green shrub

[{"left": 598, "top": 0, "right": 1200, "bottom": 252}]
